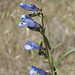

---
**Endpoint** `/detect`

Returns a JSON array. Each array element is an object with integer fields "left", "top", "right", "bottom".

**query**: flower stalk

[{"left": 40, "top": 0, "right": 54, "bottom": 75}]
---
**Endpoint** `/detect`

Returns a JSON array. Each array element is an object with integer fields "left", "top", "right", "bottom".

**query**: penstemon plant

[{"left": 18, "top": 0, "right": 75, "bottom": 75}]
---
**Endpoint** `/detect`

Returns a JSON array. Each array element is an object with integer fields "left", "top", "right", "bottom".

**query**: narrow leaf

[
  {"left": 55, "top": 48, "right": 75, "bottom": 68},
  {"left": 51, "top": 43, "right": 61, "bottom": 54},
  {"left": 43, "top": 34, "right": 51, "bottom": 50}
]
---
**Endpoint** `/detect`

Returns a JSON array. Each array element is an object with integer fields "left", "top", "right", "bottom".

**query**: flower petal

[
  {"left": 31, "top": 66, "right": 37, "bottom": 70},
  {"left": 20, "top": 3, "right": 32, "bottom": 11},
  {"left": 24, "top": 41, "right": 43, "bottom": 50},
  {"left": 18, "top": 22, "right": 27, "bottom": 28},
  {"left": 21, "top": 15, "right": 25, "bottom": 21},
  {"left": 36, "top": 68, "right": 48, "bottom": 75},
  {"left": 20, "top": 3, "right": 39, "bottom": 11},
  {"left": 21, "top": 15, "right": 40, "bottom": 28},
  {"left": 31, "top": 11, "right": 35, "bottom": 14},
  {"left": 32, "top": 43, "right": 41, "bottom": 50},
  {"left": 21, "top": 15, "right": 38, "bottom": 27},
  {"left": 29, "top": 69, "right": 37, "bottom": 75},
  {"left": 31, "top": 66, "right": 48, "bottom": 75},
  {"left": 26, "top": 41, "right": 32, "bottom": 45},
  {"left": 30, "top": 4, "right": 39, "bottom": 11},
  {"left": 24, "top": 44, "right": 32, "bottom": 50}
]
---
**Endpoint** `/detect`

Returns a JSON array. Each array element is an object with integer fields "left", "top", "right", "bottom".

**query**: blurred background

[{"left": 0, "top": 0, "right": 75, "bottom": 75}]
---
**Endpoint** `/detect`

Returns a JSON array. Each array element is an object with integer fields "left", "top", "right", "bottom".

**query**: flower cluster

[
  {"left": 18, "top": 3, "right": 41, "bottom": 31},
  {"left": 18, "top": 3, "right": 48, "bottom": 75}
]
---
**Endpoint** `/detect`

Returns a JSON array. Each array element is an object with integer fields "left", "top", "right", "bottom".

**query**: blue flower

[
  {"left": 18, "top": 15, "right": 40, "bottom": 29},
  {"left": 18, "top": 22, "right": 27, "bottom": 28},
  {"left": 29, "top": 66, "right": 49, "bottom": 75},
  {"left": 20, "top": 3, "right": 39, "bottom": 11},
  {"left": 24, "top": 41, "right": 42, "bottom": 50},
  {"left": 31, "top": 11, "right": 35, "bottom": 14}
]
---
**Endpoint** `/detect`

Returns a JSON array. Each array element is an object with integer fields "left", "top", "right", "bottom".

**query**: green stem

[
  {"left": 40, "top": 0, "right": 53, "bottom": 75},
  {"left": 40, "top": 0, "right": 44, "bottom": 28},
  {"left": 44, "top": 38, "right": 53, "bottom": 75}
]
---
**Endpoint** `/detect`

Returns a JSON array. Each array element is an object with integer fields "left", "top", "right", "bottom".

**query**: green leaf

[
  {"left": 55, "top": 48, "right": 75, "bottom": 68},
  {"left": 43, "top": 34, "right": 51, "bottom": 50},
  {"left": 51, "top": 43, "right": 61, "bottom": 54}
]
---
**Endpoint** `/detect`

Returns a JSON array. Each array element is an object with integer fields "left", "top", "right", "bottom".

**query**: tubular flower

[
  {"left": 24, "top": 41, "right": 43, "bottom": 50},
  {"left": 18, "top": 15, "right": 40, "bottom": 30},
  {"left": 29, "top": 66, "right": 49, "bottom": 75},
  {"left": 20, "top": 3, "right": 39, "bottom": 11}
]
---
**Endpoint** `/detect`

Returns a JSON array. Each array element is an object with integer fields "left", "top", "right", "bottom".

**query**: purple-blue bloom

[
  {"left": 20, "top": 3, "right": 39, "bottom": 11},
  {"left": 18, "top": 22, "right": 27, "bottom": 28},
  {"left": 29, "top": 66, "right": 49, "bottom": 75},
  {"left": 18, "top": 15, "right": 40, "bottom": 29},
  {"left": 24, "top": 41, "right": 42, "bottom": 50},
  {"left": 31, "top": 11, "right": 35, "bottom": 14}
]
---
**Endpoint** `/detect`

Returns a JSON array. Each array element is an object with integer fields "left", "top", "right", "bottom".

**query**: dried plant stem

[{"left": 0, "top": 30, "right": 13, "bottom": 75}]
